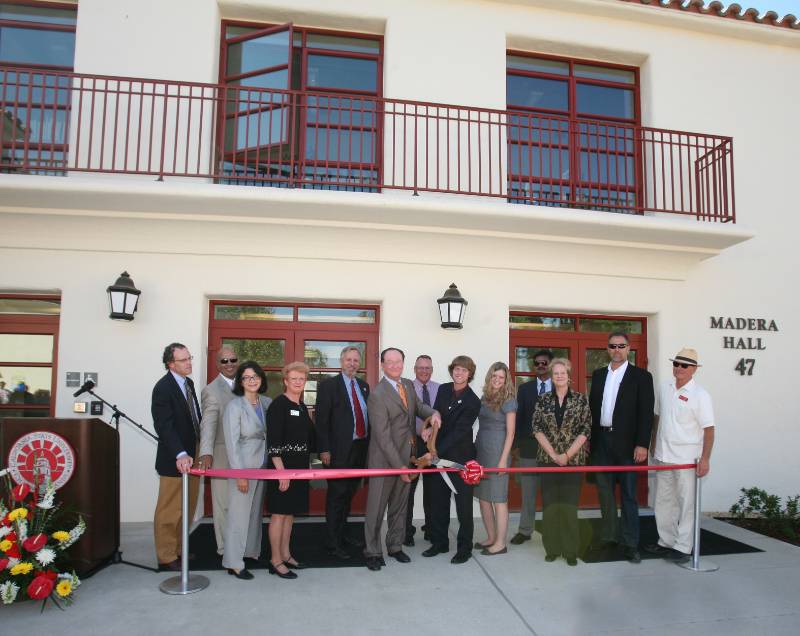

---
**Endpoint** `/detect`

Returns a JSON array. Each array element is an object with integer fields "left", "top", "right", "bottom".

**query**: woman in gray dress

[
  {"left": 474, "top": 362, "right": 517, "bottom": 555},
  {"left": 221, "top": 361, "right": 272, "bottom": 580}
]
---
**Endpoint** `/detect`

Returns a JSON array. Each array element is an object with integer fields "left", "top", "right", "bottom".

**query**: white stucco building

[{"left": 1, "top": 0, "right": 798, "bottom": 522}]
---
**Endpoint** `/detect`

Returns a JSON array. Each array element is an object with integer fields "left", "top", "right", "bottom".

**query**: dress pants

[
  {"left": 325, "top": 438, "right": 367, "bottom": 547},
  {"left": 653, "top": 459, "right": 696, "bottom": 554},
  {"left": 221, "top": 479, "right": 265, "bottom": 571},
  {"left": 540, "top": 471, "right": 582, "bottom": 559},
  {"left": 363, "top": 475, "right": 410, "bottom": 557},
  {"left": 210, "top": 442, "right": 230, "bottom": 555},
  {"left": 515, "top": 455, "right": 540, "bottom": 537},
  {"left": 593, "top": 431, "right": 640, "bottom": 548},
  {"left": 154, "top": 472, "right": 200, "bottom": 564},
  {"left": 405, "top": 469, "right": 431, "bottom": 540},
  {"left": 426, "top": 470, "right": 473, "bottom": 554}
]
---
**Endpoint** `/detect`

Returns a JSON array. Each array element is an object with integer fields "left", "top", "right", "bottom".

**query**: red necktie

[{"left": 351, "top": 379, "right": 366, "bottom": 438}]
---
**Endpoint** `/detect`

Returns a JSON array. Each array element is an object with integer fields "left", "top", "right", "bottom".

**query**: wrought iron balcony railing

[{"left": 0, "top": 66, "right": 735, "bottom": 222}]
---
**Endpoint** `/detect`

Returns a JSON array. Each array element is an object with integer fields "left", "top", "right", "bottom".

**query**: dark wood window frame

[
  {"left": 506, "top": 50, "right": 642, "bottom": 212},
  {"left": 0, "top": 293, "right": 61, "bottom": 418},
  {"left": 217, "top": 20, "right": 384, "bottom": 191}
]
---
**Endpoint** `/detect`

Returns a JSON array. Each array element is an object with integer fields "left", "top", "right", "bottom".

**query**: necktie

[
  {"left": 539, "top": 381, "right": 546, "bottom": 396},
  {"left": 185, "top": 380, "right": 200, "bottom": 438},
  {"left": 397, "top": 381, "right": 408, "bottom": 409},
  {"left": 351, "top": 379, "right": 366, "bottom": 438},
  {"left": 422, "top": 383, "right": 430, "bottom": 406}
]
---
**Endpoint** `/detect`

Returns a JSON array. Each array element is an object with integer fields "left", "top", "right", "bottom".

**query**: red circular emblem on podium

[{"left": 7, "top": 431, "right": 76, "bottom": 491}]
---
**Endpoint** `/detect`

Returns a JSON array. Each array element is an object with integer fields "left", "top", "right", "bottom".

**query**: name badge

[
  {"left": 678, "top": 395, "right": 688, "bottom": 402},
  {"left": 290, "top": 409, "right": 300, "bottom": 416}
]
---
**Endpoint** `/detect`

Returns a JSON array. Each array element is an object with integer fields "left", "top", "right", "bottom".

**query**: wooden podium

[{"left": 0, "top": 417, "right": 119, "bottom": 575}]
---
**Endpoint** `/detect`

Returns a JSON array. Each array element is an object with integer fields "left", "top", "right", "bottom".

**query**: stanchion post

[
  {"left": 678, "top": 461, "right": 718, "bottom": 573},
  {"left": 159, "top": 472, "right": 211, "bottom": 594}
]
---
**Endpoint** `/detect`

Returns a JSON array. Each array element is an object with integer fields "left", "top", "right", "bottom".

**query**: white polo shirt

[{"left": 654, "top": 378, "right": 715, "bottom": 463}]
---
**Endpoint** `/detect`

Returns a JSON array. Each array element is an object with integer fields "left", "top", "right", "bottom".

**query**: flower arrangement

[{"left": 0, "top": 467, "right": 85, "bottom": 608}]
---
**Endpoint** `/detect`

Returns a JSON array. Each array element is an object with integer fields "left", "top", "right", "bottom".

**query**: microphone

[{"left": 73, "top": 379, "right": 96, "bottom": 397}]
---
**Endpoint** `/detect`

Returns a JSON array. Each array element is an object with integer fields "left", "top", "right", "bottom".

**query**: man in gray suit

[
  {"left": 363, "top": 347, "right": 441, "bottom": 571},
  {"left": 199, "top": 345, "right": 239, "bottom": 555}
]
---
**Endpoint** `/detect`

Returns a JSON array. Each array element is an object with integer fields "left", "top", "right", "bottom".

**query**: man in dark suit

[
  {"left": 362, "top": 347, "right": 439, "bottom": 570},
  {"left": 589, "top": 332, "right": 654, "bottom": 564},
  {"left": 152, "top": 342, "right": 201, "bottom": 571},
  {"left": 316, "top": 345, "right": 371, "bottom": 559},
  {"left": 510, "top": 348, "right": 553, "bottom": 545},
  {"left": 422, "top": 355, "right": 481, "bottom": 564}
]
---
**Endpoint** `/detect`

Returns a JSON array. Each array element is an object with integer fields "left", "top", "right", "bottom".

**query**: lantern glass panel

[{"left": 124, "top": 292, "right": 138, "bottom": 315}]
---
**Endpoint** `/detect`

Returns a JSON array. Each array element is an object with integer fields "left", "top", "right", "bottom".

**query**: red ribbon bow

[{"left": 460, "top": 460, "right": 484, "bottom": 485}]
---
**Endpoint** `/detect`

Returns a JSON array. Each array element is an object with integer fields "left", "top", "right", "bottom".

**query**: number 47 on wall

[{"left": 735, "top": 358, "right": 755, "bottom": 376}]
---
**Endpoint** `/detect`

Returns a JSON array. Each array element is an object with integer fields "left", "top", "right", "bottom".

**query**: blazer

[
  {"left": 152, "top": 372, "right": 200, "bottom": 477},
  {"left": 589, "top": 364, "right": 655, "bottom": 458},
  {"left": 532, "top": 390, "right": 592, "bottom": 465},
  {"left": 514, "top": 379, "right": 545, "bottom": 459},
  {"left": 222, "top": 395, "right": 272, "bottom": 470},
  {"left": 315, "top": 374, "right": 370, "bottom": 467},
  {"left": 432, "top": 382, "right": 481, "bottom": 465},
  {"left": 199, "top": 374, "right": 236, "bottom": 458},
  {"left": 366, "top": 377, "right": 434, "bottom": 469}
]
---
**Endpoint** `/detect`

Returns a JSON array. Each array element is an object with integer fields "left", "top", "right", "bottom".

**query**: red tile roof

[{"left": 618, "top": 1, "right": 799, "bottom": 30}]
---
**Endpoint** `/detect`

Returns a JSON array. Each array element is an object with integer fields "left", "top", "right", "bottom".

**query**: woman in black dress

[{"left": 266, "top": 361, "right": 313, "bottom": 579}]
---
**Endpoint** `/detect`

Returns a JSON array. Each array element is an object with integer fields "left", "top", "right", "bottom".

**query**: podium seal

[{"left": 7, "top": 431, "right": 76, "bottom": 490}]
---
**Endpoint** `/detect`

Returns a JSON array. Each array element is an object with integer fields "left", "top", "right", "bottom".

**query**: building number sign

[{"left": 710, "top": 317, "right": 778, "bottom": 376}]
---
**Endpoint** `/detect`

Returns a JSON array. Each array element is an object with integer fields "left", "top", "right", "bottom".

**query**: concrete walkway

[{"left": 2, "top": 514, "right": 798, "bottom": 635}]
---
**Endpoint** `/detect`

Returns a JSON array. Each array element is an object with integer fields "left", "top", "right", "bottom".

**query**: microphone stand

[{"left": 80, "top": 386, "right": 159, "bottom": 574}]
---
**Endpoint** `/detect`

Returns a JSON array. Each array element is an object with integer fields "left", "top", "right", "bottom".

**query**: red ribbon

[{"left": 192, "top": 462, "right": 696, "bottom": 484}]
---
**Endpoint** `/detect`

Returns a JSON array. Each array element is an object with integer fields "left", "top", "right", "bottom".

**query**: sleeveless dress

[{"left": 474, "top": 398, "right": 517, "bottom": 503}]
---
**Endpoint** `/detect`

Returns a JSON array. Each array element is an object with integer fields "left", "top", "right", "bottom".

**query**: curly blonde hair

[{"left": 481, "top": 361, "right": 515, "bottom": 411}]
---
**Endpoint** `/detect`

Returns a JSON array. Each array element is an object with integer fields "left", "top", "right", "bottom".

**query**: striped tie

[{"left": 397, "top": 381, "right": 408, "bottom": 409}]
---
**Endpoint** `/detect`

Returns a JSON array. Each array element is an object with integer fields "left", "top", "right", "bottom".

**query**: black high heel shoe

[
  {"left": 227, "top": 568, "right": 254, "bottom": 580},
  {"left": 284, "top": 559, "right": 308, "bottom": 570},
  {"left": 268, "top": 561, "right": 298, "bottom": 579}
]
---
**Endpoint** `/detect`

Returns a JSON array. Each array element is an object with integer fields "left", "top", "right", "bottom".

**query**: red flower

[
  {"left": 7, "top": 544, "right": 21, "bottom": 559},
  {"left": 27, "top": 575, "right": 54, "bottom": 600},
  {"left": 42, "top": 570, "right": 58, "bottom": 581},
  {"left": 0, "top": 557, "right": 9, "bottom": 570},
  {"left": 11, "top": 483, "right": 31, "bottom": 501},
  {"left": 22, "top": 533, "right": 48, "bottom": 552}
]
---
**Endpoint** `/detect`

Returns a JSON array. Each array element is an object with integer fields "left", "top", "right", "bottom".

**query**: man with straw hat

[{"left": 646, "top": 347, "right": 715, "bottom": 564}]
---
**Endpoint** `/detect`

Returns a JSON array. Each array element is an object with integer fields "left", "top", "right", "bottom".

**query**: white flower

[
  {"left": 0, "top": 468, "right": 7, "bottom": 477},
  {"left": 35, "top": 547, "right": 56, "bottom": 567},
  {"left": 59, "top": 517, "right": 86, "bottom": 550},
  {"left": 37, "top": 481, "right": 56, "bottom": 510},
  {"left": 16, "top": 519, "right": 27, "bottom": 543},
  {"left": 0, "top": 526, "right": 10, "bottom": 539},
  {"left": 0, "top": 581, "right": 20, "bottom": 605},
  {"left": 58, "top": 571, "right": 81, "bottom": 589}
]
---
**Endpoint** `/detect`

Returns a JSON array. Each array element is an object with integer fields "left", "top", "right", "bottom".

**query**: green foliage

[{"left": 729, "top": 487, "right": 800, "bottom": 542}]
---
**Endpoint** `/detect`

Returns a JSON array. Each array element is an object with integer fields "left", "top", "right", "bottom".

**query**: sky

[{"left": 720, "top": 0, "right": 800, "bottom": 18}]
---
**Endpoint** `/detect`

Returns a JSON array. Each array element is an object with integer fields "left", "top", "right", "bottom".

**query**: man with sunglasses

[
  {"left": 510, "top": 349, "right": 553, "bottom": 546},
  {"left": 589, "top": 332, "right": 654, "bottom": 564},
  {"left": 645, "top": 348, "right": 715, "bottom": 563},
  {"left": 199, "top": 345, "right": 239, "bottom": 556}
]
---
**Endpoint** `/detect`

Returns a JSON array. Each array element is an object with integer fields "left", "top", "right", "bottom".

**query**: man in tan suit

[
  {"left": 363, "top": 347, "right": 440, "bottom": 571},
  {"left": 198, "top": 346, "right": 238, "bottom": 555}
]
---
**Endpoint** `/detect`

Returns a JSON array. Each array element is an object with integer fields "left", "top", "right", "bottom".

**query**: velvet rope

[{"left": 192, "top": 462, "right": 697, "bottom": 484}]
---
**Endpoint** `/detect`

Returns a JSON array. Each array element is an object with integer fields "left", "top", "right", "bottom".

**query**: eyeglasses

[
  {"left": 533, "top": 360, "right": 549, "bottom": 367},
  {"left": 174, "top": 356, "right": 193, "bottom": 363},
  {"left": 241, "top": 375, "right": 260, "bottom": 382},
  {"left": 672, "top": 361, "right": 694, "bottom": 369},
  {"left": 220, "top": 358, "right": 238, "bottom": 364},
  {"left": 607, "top": 344, "right": 628, "bottom": 350}
]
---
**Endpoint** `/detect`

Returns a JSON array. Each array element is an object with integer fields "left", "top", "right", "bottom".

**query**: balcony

[{"left": 1, "top": 66, "right": 734, "bottom": 223}]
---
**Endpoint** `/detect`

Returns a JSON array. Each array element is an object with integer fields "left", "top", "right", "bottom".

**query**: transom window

[
  {"left": 506, "top": 52, "right": 640, "bottom": 213},
  {"left": 0, "top": 1, "right": 76, "bottom": 175},
  {"left": 218, "top": 22, "right": 382, "bottom": 191}
]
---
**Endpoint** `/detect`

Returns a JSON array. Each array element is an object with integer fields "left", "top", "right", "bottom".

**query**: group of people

[{"left": 150, "top": 334, "right": 715, "bottom": 579}]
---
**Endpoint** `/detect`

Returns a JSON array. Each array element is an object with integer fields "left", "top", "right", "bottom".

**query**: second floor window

[
  {"left": 506, "top": 52, "right": 640, "bottom": 213},
  {"left": 0, "top": 1, "right": 76, "bottom": 174},
  {"left": 219, "top": 22, "right": 382, "bottom": 191}
]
